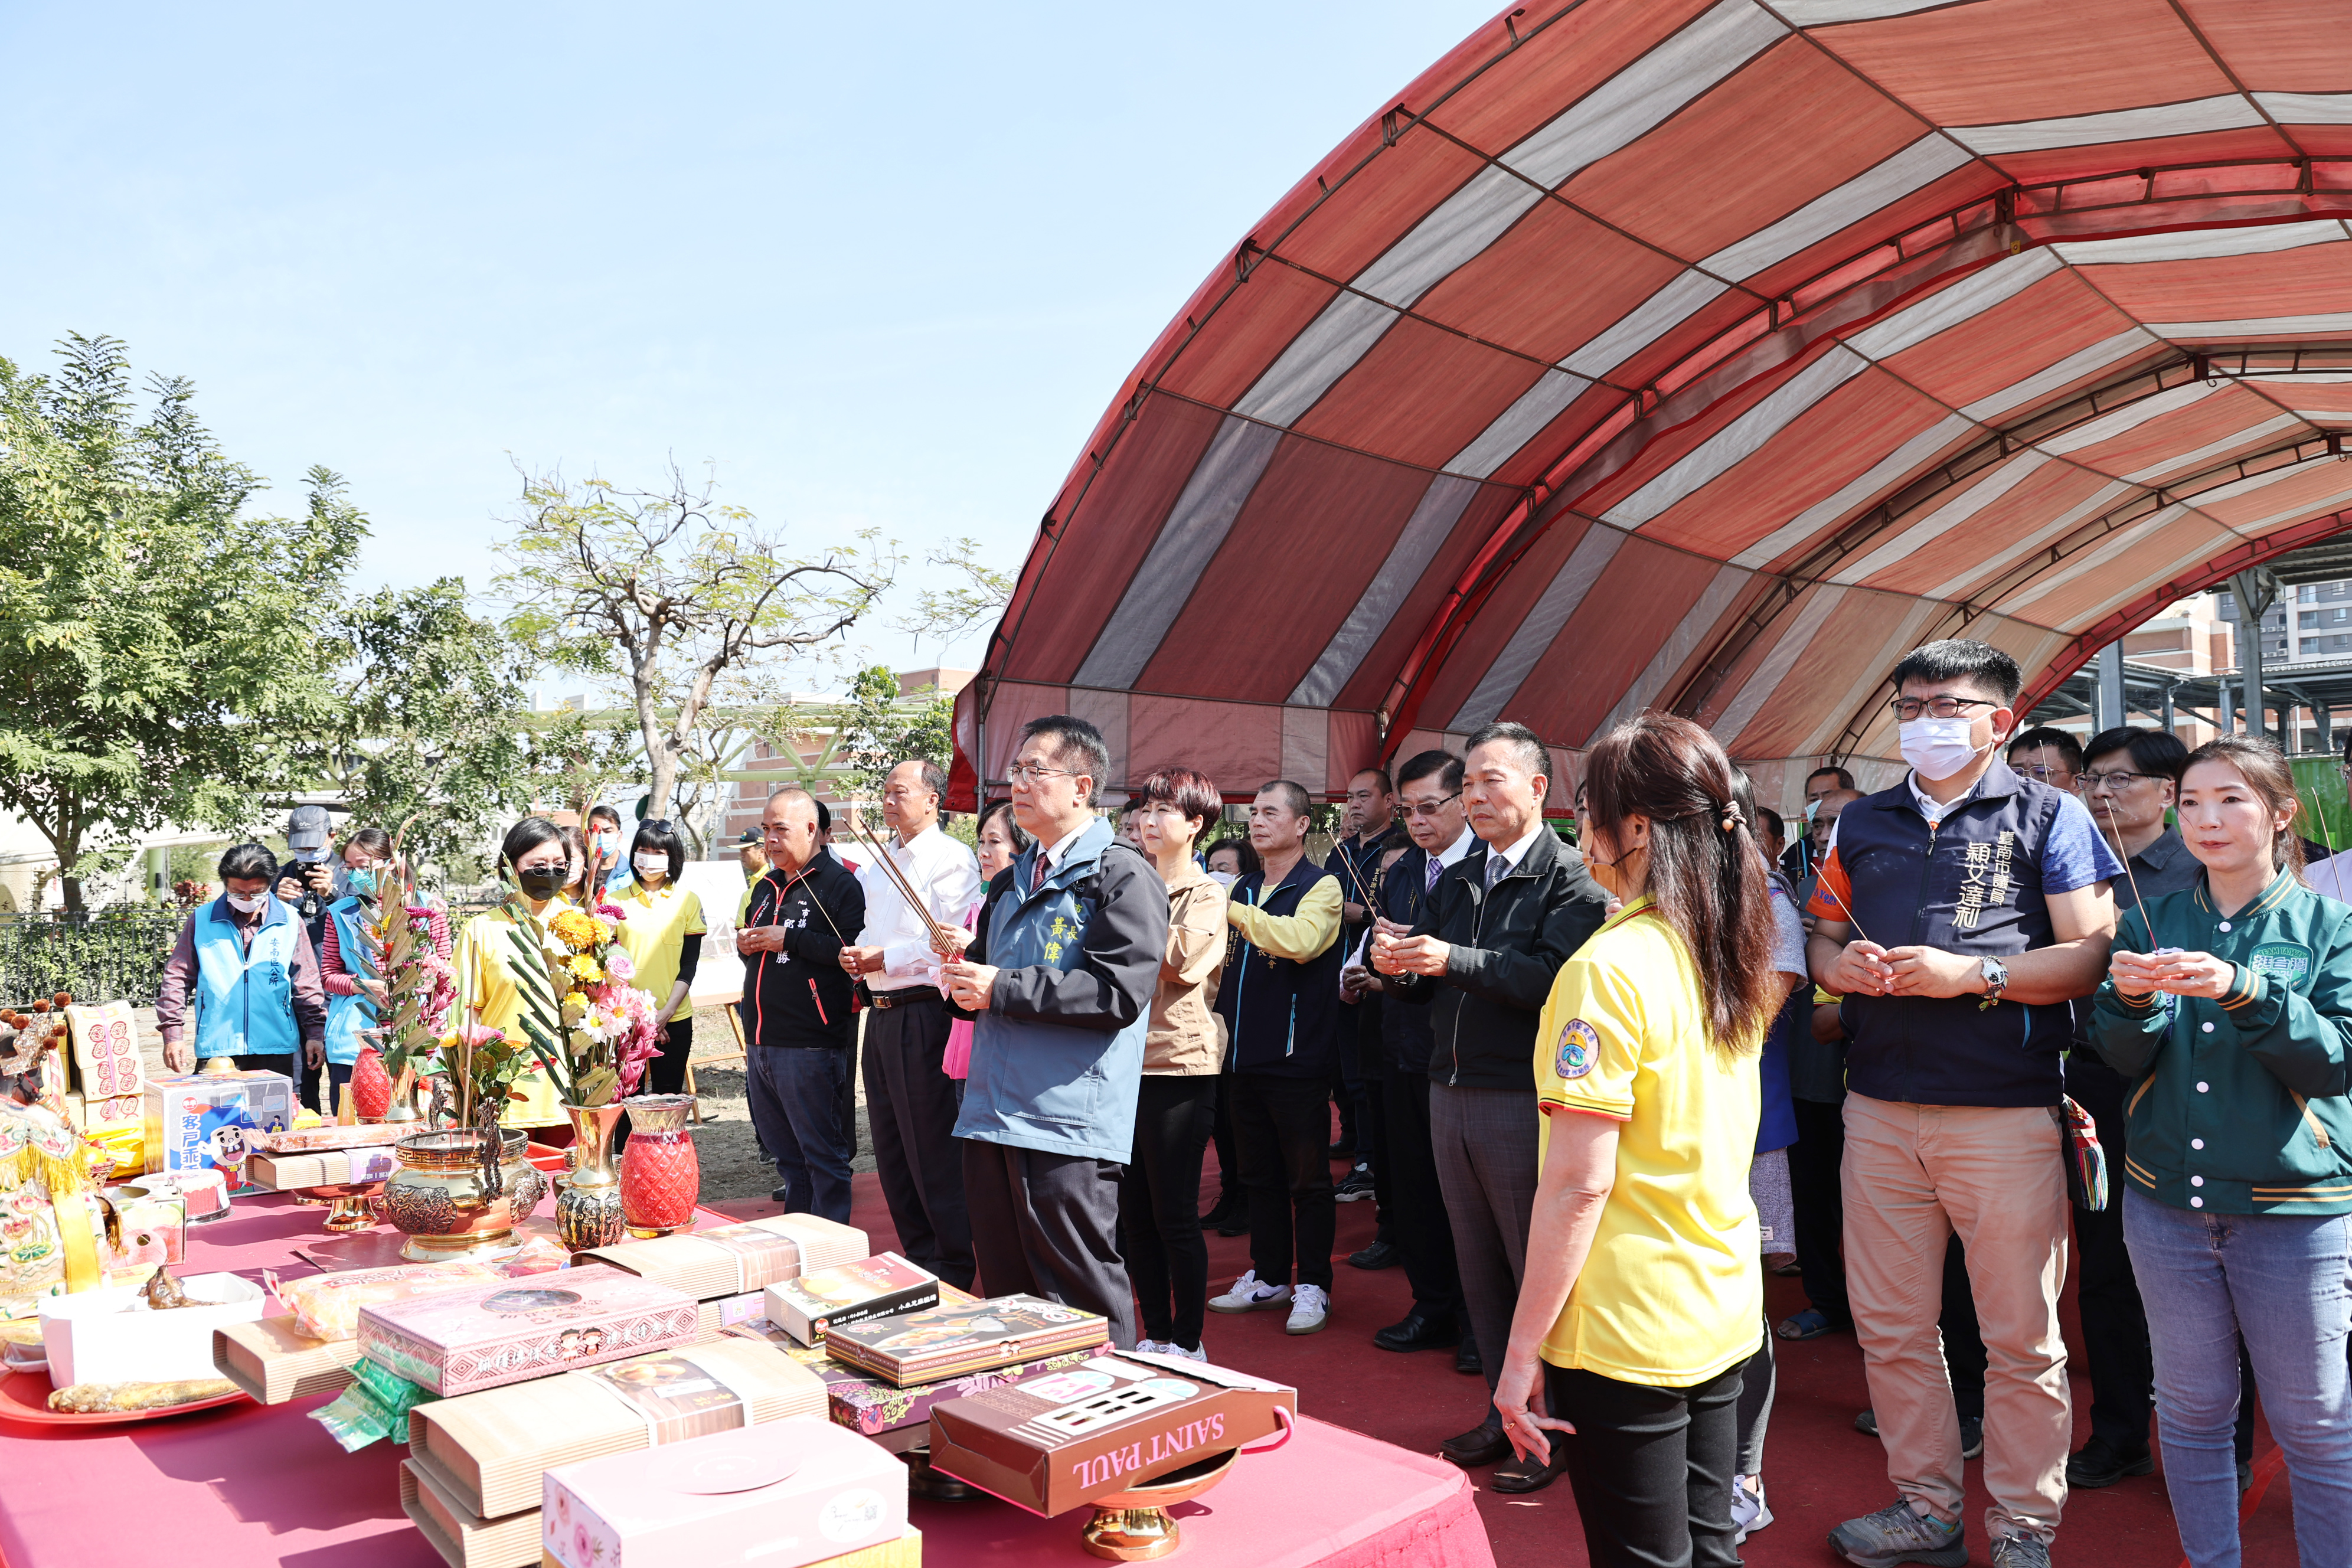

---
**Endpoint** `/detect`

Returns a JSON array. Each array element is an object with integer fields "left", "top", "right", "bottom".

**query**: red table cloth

[{"left": 0, "top": 1195, "right": 1492, "bottom": 1568}]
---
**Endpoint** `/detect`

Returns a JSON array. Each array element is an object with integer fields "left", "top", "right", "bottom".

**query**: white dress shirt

[
  {"left": 852, "top": 823, "right": 985, "bottom": 991},
  {"left": 1480, "top": 820, "right": 1548, "bottom": 882}
]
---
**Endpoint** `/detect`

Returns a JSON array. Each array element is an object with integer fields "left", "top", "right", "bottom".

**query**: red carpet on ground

[{"left": 713, "top": 1146, "right": 2302, "bottom": 1566}]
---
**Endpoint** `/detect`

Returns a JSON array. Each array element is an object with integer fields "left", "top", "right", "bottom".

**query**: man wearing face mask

[
  {"left": 1785, "top": 766, "right": 1857, "bottom": 883},
  {"left": 156, "top": 841, "right": 329, "bottom": 1080},
  {"left": 1805, "top": 639, "right": 2121, "bottom": 1568}
]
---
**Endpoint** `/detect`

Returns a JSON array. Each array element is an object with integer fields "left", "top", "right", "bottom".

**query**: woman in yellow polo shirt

[
  {"left": 610, "top": 818, "right": 707, "bottom": 1097},
  {"left": 450, "top": 817, "right": 579, "bottom": 1131},
  {"left": 1492, "top": 711, "right": 1784, "bottom": 1567}
]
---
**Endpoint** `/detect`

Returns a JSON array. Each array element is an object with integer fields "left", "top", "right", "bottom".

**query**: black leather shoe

[
  {"left": 1327, "top": 1139, "right": 1355, "bottom": 1160},
  {"left": 1347, "top": 1240, "right": 1402, "bottom": 1270},
  {"left": 1455, "top": 1330, "right": 1482, "bottom": 1377},
  {"left": 1373, "top": 1313, "right": 1460, "bottom": 1353},
  {"left": 1439, "top": 1416, "right": 1509, "bottom": 1468},
  {"left": 770, "top": 1185, "right": 793, "bottom": 1204},
  {"left": 2066, "top": 1437, "right": 2154, "bottom": 1488},
  {"left": 1489, "top": 1446, "right": 1564, "bottom": 1494},
  {"left": 1198, "top": 1194, "right": 1240, "bottom": 1230}
]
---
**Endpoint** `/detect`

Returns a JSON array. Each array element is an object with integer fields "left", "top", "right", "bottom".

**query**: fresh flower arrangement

[
  {"left": 359, "top": 825, "right": 460, "bottom": 1121},
  {"left": 506, "top": 896, "right": 661, "bottom": 1108}
]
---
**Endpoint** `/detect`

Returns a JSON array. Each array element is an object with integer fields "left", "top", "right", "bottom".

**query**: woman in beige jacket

[{"left": 1121, "top": 766, "right": 1229, "bottom": 1360}]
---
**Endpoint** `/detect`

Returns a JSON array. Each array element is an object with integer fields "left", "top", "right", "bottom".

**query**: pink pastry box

[
  {"left": 543, "top": 1415, "right": 907, "bottom": 1568},
  {"left": 360, "top": 1263, "right": 700, "bottom": 1396}
]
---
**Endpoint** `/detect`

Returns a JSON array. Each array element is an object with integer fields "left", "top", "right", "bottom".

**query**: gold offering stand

[{"left": 1077, "top": 1406, "right": 1293, "bottom": 1562}]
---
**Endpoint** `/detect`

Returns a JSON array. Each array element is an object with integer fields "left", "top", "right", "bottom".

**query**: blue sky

[{"left": 0, "top": 2, "right": 1493, "bottom": 681}]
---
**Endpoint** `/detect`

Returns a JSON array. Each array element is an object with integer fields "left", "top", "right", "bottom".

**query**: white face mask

[
  {"left": 632, "top": 854, "right": 669, "bottom": 881},
  {"left": 1898, "top": 716, "right": 1988, "bottom": 783},
  {"left": 1803, "top": 798, "right": 1821, "bottom": 822},
  {"left": 226, "top": 893, "right": 266, "bottom": 914}
]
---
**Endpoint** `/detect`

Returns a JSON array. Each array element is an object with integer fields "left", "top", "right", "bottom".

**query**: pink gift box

[
  {"left": 542, "top": 1415, "right": 908, "bottom": 1568},
  {"left": 360, "top": 1262, "right": 700, "bottom": 1396}
]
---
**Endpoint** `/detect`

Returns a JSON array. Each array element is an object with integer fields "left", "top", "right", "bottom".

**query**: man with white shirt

[
  {"left": 841, "top": 759, "right": 984, "bottom": 1289},
  {"left": 1373, "top": 721, "right": 1609, "bottom": 1495},
  {"left": 1345, "top": 749, "right": 1476, "bottom": 1370}
]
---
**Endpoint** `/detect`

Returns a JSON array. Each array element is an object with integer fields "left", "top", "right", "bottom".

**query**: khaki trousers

[{"left": 1842, "top": 1092, "right": 2071, "bottom": 1543}]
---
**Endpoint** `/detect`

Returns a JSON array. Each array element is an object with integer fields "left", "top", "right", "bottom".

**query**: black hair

[
  {"left": 499, "top": 816, "right": 566, "bottom": 873},
  {"left": 2083, "top": 726, "right": 2188, "bottom": 783},
  {"left": 1396, "top": 749, "right": 1464, "bottom": 792},
  {"left": 1757, "top": 805, "right": 1785, "bottom": 847},
  {"left": 2007, "top": 725, "right": 2083, "bottom": 772},
  {"left": 1890, "top": 638, "right": 2022, "bottom": 705},
  {"left": 345, "top": 827, "right": 393, "bottom": 861},
  {"left": 1255, "top": 779, "right": 1312, "bottom": 818},
  {"left": 1350, "top": 766, "right": 1395, "bottom": 796},
  {"left": 1018, "top": 714, "right": 1110, "bottom": 806},
  {"left": 586, "top": 804, "right": 623, "bottom": 832},
  {"left": 1464, "top": 720, "right": 1549, "bottom": 779},
  {"left": 1204, "top": 835, "right": 1260, "bottom": 877},
  {"left": 220, "top": 842, "right": 277, "bottom": 883},
  {"left": 1805, "top": 765, "right": 1856, "bottom": 790},
  {"left": 630, "top": 819, "right": 687, "bottom": 885},
  {"left": 560, "top": 825, "right": 590, "bottom": 896},
  {"left": 815, "top": 797, "right": 833, "bottom": 834},
  {"left": 977, "top": 799, "right": 1033, "bottom": 857}
]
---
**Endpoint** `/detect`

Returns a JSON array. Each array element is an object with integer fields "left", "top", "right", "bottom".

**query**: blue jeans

[
  {"left": 744, "top": 1046, "right": 854, "bottom": 1223},
  {"left": 2125, "top": 1190, "right": 2352, "bottom": 1567}
]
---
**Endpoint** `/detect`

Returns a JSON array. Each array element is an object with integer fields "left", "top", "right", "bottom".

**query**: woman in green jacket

[{"left": 2090, "top": 734, "right": 2352, "bottom": 1567}]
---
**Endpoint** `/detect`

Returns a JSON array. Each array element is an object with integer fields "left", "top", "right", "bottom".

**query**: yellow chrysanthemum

[
  {"left": 550, "top": 909, "right": 603, "bottom": 952},
  {"left": 566, "top": 953, "right": 604, "bottom": 985}
]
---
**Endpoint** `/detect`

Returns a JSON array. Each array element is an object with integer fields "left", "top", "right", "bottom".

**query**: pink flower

[
  {"left": 602, "top": 948, "right": 635, "bottom": 982},
  {"left": 594, "top": 902, "right": 627, "bottom": 922}
]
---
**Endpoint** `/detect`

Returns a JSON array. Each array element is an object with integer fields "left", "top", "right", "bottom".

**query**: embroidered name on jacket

[
  {"left": 1955, "top": 831, "right": 2017, "bottom": 930},
  {"left": 2251, "top": 943, "right": 2312, "bottom": 986}
]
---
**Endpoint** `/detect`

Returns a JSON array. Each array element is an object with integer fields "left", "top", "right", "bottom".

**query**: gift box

[
  {"left": 249, "top": 1145, "right": 402, "bottom": 1190},
  {"left": 542, "top": 1416, "right": 908, "bottom": 1568},
  {"left": 142, "top": 1071, "right": 294, "bottom": 1178},
  {"left": 361, "top": 1262, "right": 699, "bottom": 1396},
  {"left": 251, "top": 1122, "right": 410, "bottom": 1155},
  {"left": 582, "top": 1213, "right": 867, "bottom": 1301},
  {"left": 102, "top": 1183, "right": 185, "bottom": 1266},
  {"left": 213, "top": 1314, "right": 364, "bottom": 1404},
  {"left": 824, "top": 1293, "right": 1107, "bottom": 1387},
  {"left": 535, "top": 1533, "right": 922, "bottom": 1568},
  {"left": 405, "top": 1457, "right": 543, "bottom": 1568},
  {"left": 927, "top": 1350, "right": 1297, "bottom": 1517},
  {"left": 828, "top": 1346, "right": 1096, "bottom": 1444},
  {"left": 65, "top": 1001, "right": 145, "bottom": 1102},
  {"left": 762, "top": 1253, "right": 937, "bottom": 1345},
  {"left": 409, "top": 1335, "right": 826, "bottom": 1520},
  {"left": 40, "top": 1271, "right": 265, "bottom": 1385}
]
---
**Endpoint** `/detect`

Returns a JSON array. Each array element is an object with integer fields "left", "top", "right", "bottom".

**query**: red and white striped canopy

[{"left": 955, "top": 0, "right": 2352, "bottom": 812}]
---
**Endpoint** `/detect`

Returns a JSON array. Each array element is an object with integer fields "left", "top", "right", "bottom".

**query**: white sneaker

[
  {"left": 1207, "top": 1270, "right": 1292, "bottom": 1314},
  {"left": 1286, "top": 1283, "right": 1330, "bottom": 1335},
  {"left": 1132, "top": 1338, "right": 1164, "bottom": 1354},
  {"left": 1159, "top": 1341, "right": 1207, "bottom": 1361}
]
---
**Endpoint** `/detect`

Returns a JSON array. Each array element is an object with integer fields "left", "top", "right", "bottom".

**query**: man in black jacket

[
  {"left": 738, "top": 787, "right": 867, "bottom": 1223},
  {"left": 1374, "top": 721, "right": 1607, "bottom": 1495}
]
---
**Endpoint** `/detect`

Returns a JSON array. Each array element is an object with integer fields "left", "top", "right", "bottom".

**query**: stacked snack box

[
  {"left": 142, "top": 1070, "right": 294, "bottom": 1180},
  {"left": 582, "top": 1214, "right": 868, "bottom": 1341},
  {"left": 359, "top": 1264, "right": 700, "bottom": 1397}
]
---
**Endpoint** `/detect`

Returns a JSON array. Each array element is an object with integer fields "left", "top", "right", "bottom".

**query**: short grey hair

[{"left": 1464, "top": 721, "right": 1549, "bottom": 780}]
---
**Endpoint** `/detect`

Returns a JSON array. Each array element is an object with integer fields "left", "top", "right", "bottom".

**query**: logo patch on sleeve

[
  {"left": 2250, "top": 942, "right": 2312, "bottom": 988},
  {"left": 1554, "top": 1018, "right": 1601, "bottom": 1080}
]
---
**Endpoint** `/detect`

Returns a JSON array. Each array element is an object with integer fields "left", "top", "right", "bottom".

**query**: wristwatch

[{"left": 1977, "top": 955, "right": 2010, "bottom": 1010}]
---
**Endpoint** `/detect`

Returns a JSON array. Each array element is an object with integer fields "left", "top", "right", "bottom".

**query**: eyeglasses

[
  {"left": 2077, "top": 769, "right": 2160, "bottom": 792},
  {"left": 1886, "top": 696, "right": 1998, "bottom": 721},
  {"left": 1400, "top": 792, "right": 1463, "bottom": 819},
  {"left": 1005, "top": 763, "right": 1080, "bottom": 785},
  {"left": 2013, "top": 765, "right": 2072, "bottom": 784}
]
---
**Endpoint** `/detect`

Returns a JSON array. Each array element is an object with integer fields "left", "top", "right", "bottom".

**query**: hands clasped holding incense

[
  {"left": 2107, "top": 946, "right": 2235, "bottom": 1001},
  {"left": 1822, "top": 939, "right": 1986, "bottom": 998}
]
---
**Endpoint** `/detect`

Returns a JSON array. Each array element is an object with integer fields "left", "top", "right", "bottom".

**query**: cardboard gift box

[
  {"left": 251, "top": 1122, "right": 410, "bottom": 1154},
  {"left": 361, "top": 1262, "right": 699, "bottom": 1396},
  {"left": 40, "top": 1271, "right": 266, "bottom": 1385},
  {"left": 542, "top": 1415, "right": 908, "bottom": 1568},
  {"left": 762, "top": 1253, "right": 937, "bottom": 1345},
  {"left": 827, "top": 1346, "right": 1095, "bottom": 1443},
  {"left": 536, "top": 1533, "right": 921, "bottom": 1568},
  {"left": 410, "top": 1335, "right": 826, "bottom": 1521},
  {"left": 582, "top": 1213, "right": 867, "bottom": 1302},
  {"left": 406, "top": 1456, "right": 541, "bottom": 1568},
  {"left": 823, "top": 1293, "right": 1106, "bottom": 1387},
  {"left": 248, "top": 1145, "right": 402, "bottom": 1190},
  {"left": 142, "top": 1071, "right": 294, "bottom": 1178},
  {"left": 65, "top": 1001, "right": 145, "bottom": 1102},
  {"left": 213, "top": 1314, "right": 363, "bottom": 1404},
  {"left": 928, "top": 1350, "right": 1297, "bottom": 1517}
]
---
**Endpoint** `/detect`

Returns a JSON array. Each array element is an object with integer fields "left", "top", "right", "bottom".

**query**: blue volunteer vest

[
  {"left": 322, "top": 896, "right": 375, "bottom": 1066},
  {"left": 192, "top": 895, "right": 301, "bottom": 1060}
]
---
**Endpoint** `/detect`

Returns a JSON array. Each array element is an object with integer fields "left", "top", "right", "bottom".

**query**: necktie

[
  {"left": 1425, "top": 855, "right": 1442, "bottom": 895},
  {"left": 1485, "top": 853, "right": 1508, "bottom": 893},
  {"left": 1030, "top": 851, "right": 1049, "bottom": 893}
]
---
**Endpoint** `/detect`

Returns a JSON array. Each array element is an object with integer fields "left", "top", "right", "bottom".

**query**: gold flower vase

[
  {"left": 384, "top": 1128, "right": 534, "bottom": 1261},
  {"left": 555, "top": 1102, "right": 626, "bottom": 1252}
]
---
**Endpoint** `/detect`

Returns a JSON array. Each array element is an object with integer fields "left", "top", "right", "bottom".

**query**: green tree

[
  {"left": 314, "top": 579, "right": 535, "bottom": 874},
  {"left": 496, "top": 464, "right": 896, "bottom": 822},
  {"left": 0, "top": 335, "right": 361, "bottom": 909},
  {"left": 834, "top": 665, "right": 955, "bottom": 799}
]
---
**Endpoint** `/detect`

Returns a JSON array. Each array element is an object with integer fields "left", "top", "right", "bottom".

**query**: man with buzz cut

[{"left": 1809, "top": 638, "right": 2121, "bottom": 1568}]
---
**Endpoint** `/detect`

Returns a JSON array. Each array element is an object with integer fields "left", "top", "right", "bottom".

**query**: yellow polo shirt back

[{"left": 1536, "top": 897, "right": 1762, "bottom": 1387}]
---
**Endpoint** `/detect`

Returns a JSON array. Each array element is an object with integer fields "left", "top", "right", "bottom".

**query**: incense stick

[
  {"left": 847, "top": 812, "right": 956, "bottom": 948},
  {"left": 2093, "top": 793, "right": 2150, "bottom": 917}
]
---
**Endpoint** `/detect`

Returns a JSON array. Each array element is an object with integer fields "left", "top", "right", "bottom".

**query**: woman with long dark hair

[
  {"left": 1492, "top": 711, "right": 1781, "bottom": 1567},
  {"left": 2093, "top": 734, "right": 2352, "bottom": 1566}
]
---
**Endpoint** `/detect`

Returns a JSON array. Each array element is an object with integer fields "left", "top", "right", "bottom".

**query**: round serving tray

[{"left": 0, "top": 1364, "right": 250, "bottom": 1427}]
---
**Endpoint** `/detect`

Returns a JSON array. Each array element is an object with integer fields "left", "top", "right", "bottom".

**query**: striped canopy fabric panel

[{"left": 963, "top": 0, "right": 2352, "bottom": 806}]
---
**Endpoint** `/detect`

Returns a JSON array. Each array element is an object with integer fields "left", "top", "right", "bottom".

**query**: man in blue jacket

[{"left": 942, "top": 715, "right": 1167, "bottom": 1349}]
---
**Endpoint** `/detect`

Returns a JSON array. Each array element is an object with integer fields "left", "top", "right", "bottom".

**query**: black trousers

[
  {"left": 646, "top": 1016, "right": 692, "bottom": 1096},
  {"left": 1208, "top": 1073, "right": 1239, "bottom": 1208},
  {"left": 1789, "top": 1096, "right": 1850, "bottom": 1327},
  {"left": 1381, "top": 1065, "right": 1462, "bottom": 1321},
  {"left": 1551, "top": 1360, "right": 1746, "bottom": 1568},
  {"left": 1121, "top": 1074, "right": 1216, "bottom": 1348},
  {"left": 863, "top": 996, "right": 974, "bottom": 1289},
  {"left": 963, "top": 1138, "right": 1138, "bottom": 1348},
  {"left": 1231, "top": 1072, "right": 1337, "bottom": 1291},
  {"left": 1357, "top": 1004, "right": 1393, "bottom": 1240},
  {"left": 2066, "top": 1053, "right": 2154, "bottom": 1453}
]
